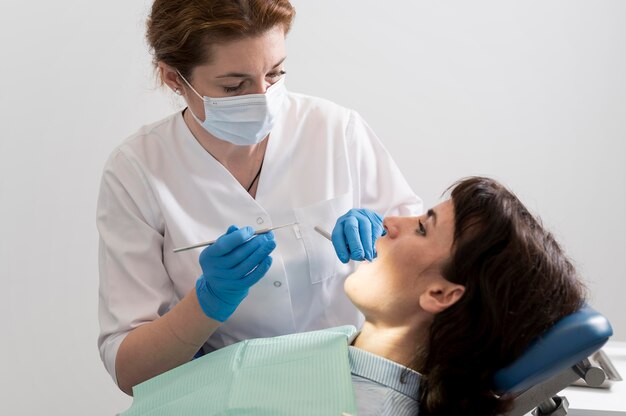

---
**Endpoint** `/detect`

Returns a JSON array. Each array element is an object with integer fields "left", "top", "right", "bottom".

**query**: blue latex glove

[
  {"left": 331, "top": 208, "right": 386, "bottom": 263},
  {"left": 196, "top": 225, "right": 276, "bottom": 322}
]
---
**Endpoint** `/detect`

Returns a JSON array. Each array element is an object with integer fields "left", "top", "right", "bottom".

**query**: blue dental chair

[{"left": 494, "top": 305, "right": 614, "bottom": 416}]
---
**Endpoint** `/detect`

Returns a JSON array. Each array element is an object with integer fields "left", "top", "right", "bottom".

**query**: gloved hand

[
  {"left": 331, "top": 208, "right": 386, "bottom": 263},
  {"left": 196, "top": 225, "right": 276, "bottom": 322}
]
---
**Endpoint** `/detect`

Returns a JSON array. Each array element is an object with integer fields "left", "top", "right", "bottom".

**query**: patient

[
  {"left": 346, "top": 176, "right": 585, "bottom": 415},
  {"left": 125, "top": 177, "right": 585, "bottom": 416}
]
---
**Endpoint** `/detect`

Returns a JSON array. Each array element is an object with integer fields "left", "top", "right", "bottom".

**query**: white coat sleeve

[
  {"left": 96, "top": 149, "right": 175, "bottom": 385},
  {"left": 345, "top": 111, "right": 423, "bottom": 216}
]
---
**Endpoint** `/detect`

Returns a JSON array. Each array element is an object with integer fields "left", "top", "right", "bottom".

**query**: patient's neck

[{"left": 352, "top": 320, "right": 429, "bottom": 369}]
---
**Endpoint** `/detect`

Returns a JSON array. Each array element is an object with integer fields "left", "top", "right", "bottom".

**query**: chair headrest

[{"left": 492, "top": 305, "right": 613, "bottom": 394}]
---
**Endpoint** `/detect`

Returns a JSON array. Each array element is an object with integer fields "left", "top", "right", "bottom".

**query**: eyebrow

[
  {"left": 427, "top": 208, "right": 437, "bottom": 226},
  {"left": 216, "top": 57, "right": 287, "bottom": 79}
]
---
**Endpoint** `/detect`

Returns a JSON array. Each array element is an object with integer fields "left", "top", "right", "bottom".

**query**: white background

[{"left": 1, "top": 1, "right": 624, "bottom": 414}]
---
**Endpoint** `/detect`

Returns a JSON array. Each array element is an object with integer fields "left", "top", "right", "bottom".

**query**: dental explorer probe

[
  {"left": 314, "top": 226, "right": 332, "bottom": 242},
  {"left": 174, "top": 222, "right": 299, "bottom": 253}
]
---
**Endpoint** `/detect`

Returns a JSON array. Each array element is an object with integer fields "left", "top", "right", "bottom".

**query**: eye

[
  {"left": 224, "top": 83, "right": 244, "bottom": 93},
  {"left": 417, "top": 220, "right": 427, "bottom": 236},
  {"left": 266, "top": 70, "right": 286, "bottom": 79}
]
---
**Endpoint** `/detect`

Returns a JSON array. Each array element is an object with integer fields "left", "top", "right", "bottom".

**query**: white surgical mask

[{"left": 178, "top": 71, "right": 287, "bottom": 146}]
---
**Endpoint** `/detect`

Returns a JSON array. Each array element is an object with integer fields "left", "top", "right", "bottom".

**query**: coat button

[
  {"left": 257, "top": 217, "right": 264, "bottom": 224},
  {"left": 273, "top": 281, "right": 282, "bottom": 287}
]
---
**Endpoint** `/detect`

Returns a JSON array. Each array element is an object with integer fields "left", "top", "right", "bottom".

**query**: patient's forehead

[
  {"left": 432, "top": 200, "right": 455, "bottom": 228},
  {"left": 424, "top": 200, "right": 455, "bottom": 251}
]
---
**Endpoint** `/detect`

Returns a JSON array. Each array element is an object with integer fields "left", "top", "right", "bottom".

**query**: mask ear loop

[
  {"left": 176, "top": 70, "right": 208, "bottom": 123},
  {"left": 176, "top": 70, "right": 205, "bottom": 100}
]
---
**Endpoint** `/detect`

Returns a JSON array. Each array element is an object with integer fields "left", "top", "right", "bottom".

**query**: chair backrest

[{"left": 492, "top": 305, "right": 613, "bottom": 394}]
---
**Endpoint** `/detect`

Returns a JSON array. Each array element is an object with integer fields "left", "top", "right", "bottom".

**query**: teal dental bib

[{"left": 121, "top": 326, "right": 358, "bottom": 416}]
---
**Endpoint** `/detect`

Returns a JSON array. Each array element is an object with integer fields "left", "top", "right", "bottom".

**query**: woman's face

[
  {"left": 175, "top": 26, "right": 287, "bottom": 116},
  {"left": 344, "top": 200, "right": 456, "bottom": 325}
]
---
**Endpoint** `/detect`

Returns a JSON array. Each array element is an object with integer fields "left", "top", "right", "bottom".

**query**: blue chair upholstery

[
  {"left": 493, "top": 306, "right": 613, "bottom": 394},
  {"left": 493, "top": 306, "right": 613, "bottom": 416}
]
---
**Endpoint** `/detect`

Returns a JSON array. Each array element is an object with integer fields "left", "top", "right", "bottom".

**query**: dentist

[{"left": 97, "top": 0, "right": 421, "bottom": 395}]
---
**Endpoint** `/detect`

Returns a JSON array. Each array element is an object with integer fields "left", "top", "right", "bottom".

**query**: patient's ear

[{"left": 419, "top": 280, "right": 465, "bottom": 314}]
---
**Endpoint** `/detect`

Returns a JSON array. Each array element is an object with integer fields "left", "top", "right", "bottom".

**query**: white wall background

[{"left": 1, "top": 1, "right": 624, "bottom": 414}]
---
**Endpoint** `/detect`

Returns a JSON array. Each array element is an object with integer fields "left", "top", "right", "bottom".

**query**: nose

[
  {"left": 382, "top": 216, "right": 401, "bottom": 238},
  {"left": 249, "top": 78, "right": 273, "bottom": 94},
  {"left": 383, "top": 215, "right": 422, "bottom": 238}
]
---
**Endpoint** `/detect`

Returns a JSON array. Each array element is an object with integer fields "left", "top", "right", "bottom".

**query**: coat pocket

[{"left": 294, "top": 193, "right": 353, "bottom": 284}]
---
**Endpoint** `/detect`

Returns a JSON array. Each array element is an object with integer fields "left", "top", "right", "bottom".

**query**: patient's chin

[
  {"left": 344, "top": 263, "right": 373, "bottom": 302},
  {"left": 343, "top": 270, "right": 361, "bottom": 299}
]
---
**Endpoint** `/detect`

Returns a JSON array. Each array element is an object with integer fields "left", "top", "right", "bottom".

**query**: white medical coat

[{"left": 97, "top": 91, "right": 422, "bottom": 384}]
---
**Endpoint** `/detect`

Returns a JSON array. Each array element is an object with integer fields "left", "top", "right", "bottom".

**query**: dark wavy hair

[{"left": 417, "top": 177, "right": 585, "bottom": 415}]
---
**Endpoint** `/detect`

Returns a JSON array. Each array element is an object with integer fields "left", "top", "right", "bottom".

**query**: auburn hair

[
  {"left": 417, "top": 177, "right": 585, "bottom": 415},
  {"left": 146, "top": 0, "right": 296, "bottom": 81}
]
